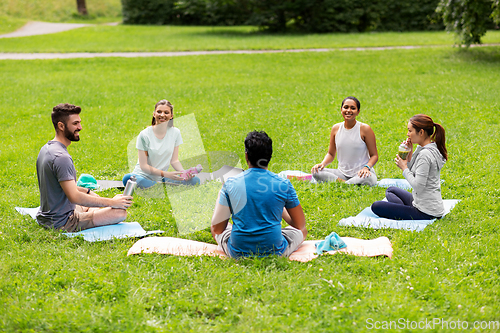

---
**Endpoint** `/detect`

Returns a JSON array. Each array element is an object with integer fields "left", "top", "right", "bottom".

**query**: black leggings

[{"left": 371, "top": 187, "right": 436, "bottom": 220}]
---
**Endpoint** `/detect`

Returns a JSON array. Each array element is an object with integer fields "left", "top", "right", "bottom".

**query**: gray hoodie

[{"left": 403, "top": 142, "right": 446, "bottom": 217}]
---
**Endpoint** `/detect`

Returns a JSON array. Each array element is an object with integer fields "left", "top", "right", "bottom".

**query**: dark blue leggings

[{"left": 371, "top": 186, "right": 435, "bottom": 220}]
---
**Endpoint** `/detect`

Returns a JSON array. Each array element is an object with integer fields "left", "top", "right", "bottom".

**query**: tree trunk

[{"left": 76, "top": 0, "right": 88, "bottom": 16}]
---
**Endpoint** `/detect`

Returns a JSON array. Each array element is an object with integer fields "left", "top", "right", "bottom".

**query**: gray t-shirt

[{"left": 36, "top": 141, "right": 76, "bottom": 229}]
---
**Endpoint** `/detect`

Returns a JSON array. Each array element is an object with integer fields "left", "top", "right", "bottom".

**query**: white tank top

[{"left": 336, "top": 121, "right": 370, "bottom": 178}]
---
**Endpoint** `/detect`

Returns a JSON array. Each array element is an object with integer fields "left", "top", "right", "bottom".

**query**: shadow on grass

[
  {"left": 453, "top": 46, "right": 500, "bottom": 63},
  {"left": 184, "top": 28, "right": 325, "bottom": 38}
]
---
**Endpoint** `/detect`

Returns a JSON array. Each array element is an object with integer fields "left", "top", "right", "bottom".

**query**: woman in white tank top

[{"left": 311, "top": 96, "right": 379, "bottom": 185}]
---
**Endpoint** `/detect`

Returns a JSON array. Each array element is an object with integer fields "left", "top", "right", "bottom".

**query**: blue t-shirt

[{"left": 218, "top": 168, "right": 300, "bottom": 258}]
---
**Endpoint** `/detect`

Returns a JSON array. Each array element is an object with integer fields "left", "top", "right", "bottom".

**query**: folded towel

[
  {"left": 77, "top": 173, "right": 100, "bottom": 190},
  {"left": 315, "top": 232, "right": 347, "bottom": 254}
]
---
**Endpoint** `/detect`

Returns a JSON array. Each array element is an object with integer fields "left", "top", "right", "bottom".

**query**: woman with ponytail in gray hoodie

[{"left": 371, "top": 114, "right": 447, "bottom": 220}]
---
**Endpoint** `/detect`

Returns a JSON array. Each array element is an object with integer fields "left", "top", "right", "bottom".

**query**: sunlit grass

[
  {"left": 1, "top": 46, "right": 499, "bottom": 331},
  {"left": 0, "top": 25, "right": 500, "bottom": 52}
]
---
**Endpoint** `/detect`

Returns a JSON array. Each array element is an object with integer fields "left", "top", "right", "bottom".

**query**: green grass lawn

[
  {"left": 1, "top": 25, "right": 500, "bottom": 53},
  {"left": 0, "top": 16, "right": 27, "bottom": 35},
  {"left": 1, "top": 46, "right": 500, "bottom": 331},
  {"left": 0, "top": 0, "right": 121, "bottom": 23}
]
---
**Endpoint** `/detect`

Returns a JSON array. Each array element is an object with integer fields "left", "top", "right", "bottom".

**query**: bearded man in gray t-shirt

[{"left": 36, "top": 103, "right": 132, "bottom": 232}]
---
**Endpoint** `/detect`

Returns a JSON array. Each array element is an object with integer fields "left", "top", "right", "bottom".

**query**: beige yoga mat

[{"left": 127, "top": 236, "right": 393, "bottom": 262}]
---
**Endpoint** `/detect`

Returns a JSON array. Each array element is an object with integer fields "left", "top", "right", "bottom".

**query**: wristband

[
  {"left": 87, "top": 188, "right": 91, "bottom": 194},
  {"left": 364, "top": 164, "right": 372, "bottom": 171}
]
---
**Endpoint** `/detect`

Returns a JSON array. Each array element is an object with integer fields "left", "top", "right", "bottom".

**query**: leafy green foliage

[
  {"left": 121, "top": 0, "right": 444, "bottom": 32},
  {"left": 493, "top": 0, "right": 500, "bottom": 24},
  {"left": 436, "top": 0, "right": 496, "bottom": 47},
  {"left": 247, "top": 0, "right": 444, "bottom": 33}
]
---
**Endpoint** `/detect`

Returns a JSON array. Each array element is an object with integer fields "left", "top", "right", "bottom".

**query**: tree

[
  {"left": 436, "top": 0, "right": 495, "bottom": 47},
  {"left": 76, "top": 0, "right": 88, "bottom": 16},
  {"left": 493, "top": 0, "right": 500, "bottom": 24}
]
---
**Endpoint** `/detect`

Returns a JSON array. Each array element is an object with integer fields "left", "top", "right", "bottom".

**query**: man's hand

[{"left": 110, "top": 194, "right": 133, "bottom": 210}]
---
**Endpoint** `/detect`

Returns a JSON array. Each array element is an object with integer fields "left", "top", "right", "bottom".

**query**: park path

[
  {"left": 0, "top": 21, "right": 119, "bottom": 39},
  {"left": 1, "top": 44, "right": 499, "bottom": 60},
  {"left": 0, "top": 21, "right": 498, "bottom": 60}
]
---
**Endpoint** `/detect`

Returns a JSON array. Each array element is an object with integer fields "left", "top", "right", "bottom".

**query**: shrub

[
  {"left": 122, "top": 0, "right": 444, "bottom": 32},
  {"left": 121, "top": 0, "right": 179, "bottom": 25}
]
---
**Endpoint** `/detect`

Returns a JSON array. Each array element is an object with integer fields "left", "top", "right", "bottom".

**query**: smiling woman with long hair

[
  {"left": 371, "top": 114, "right": 447, "bottom": 220},
  {"left": 122, "top": 99, "right": 200, "bottom": 188},
  {"left": 311, "top": 96, "right": 379, "bottom": 185}
]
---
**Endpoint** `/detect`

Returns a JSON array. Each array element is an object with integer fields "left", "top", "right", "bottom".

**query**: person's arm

[
  {"left": 170, "top": 146, "right": 194, "bottom": 180},
  {"left": 211, "top": 191, "right": 231, "bottom": 238},
  {"left": 283, "top": 204, "right": 307, "bottom": 238},
  {"left": 358, "top": 124, "right": 379, "bottom": 178},
  {"left": 138, "top": 149, "right": 182, "bottom": 181},
  {"left": 398, "top": 152, "right": 430, "bottom": 193},
  {"left": 77, "top": 186, "right": 100, "bottom": 197},
  {"left": 311, "top": 124, "right": 339, "bottom": 173},
  {"left": 60, "top": 180, "right": 132, "bottom": 209},
  {"left": 404, "top": 138, "right": 414, "bottom": 163}
]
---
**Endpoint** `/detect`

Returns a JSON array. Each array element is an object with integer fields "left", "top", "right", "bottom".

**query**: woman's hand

[
  {"left": 182, "top": 171, "right": 195, "bottom": 181},
  {"left": 357, "top": 166, "right": 371, "bottom": 178},
  {"left": 404, "top": 138, "right": 413, "bottom": 162},
  {"left": 395, "top": 155, "right": 408, "bottom": 171},
  {"left": 163, "top": 171, "right": 183, "bottom": 181},
  {"left": 311, "top": 163, "right": 325, "bottom": 174}
]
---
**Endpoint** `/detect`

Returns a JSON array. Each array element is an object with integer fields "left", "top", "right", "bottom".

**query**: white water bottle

[{"left": 123, "top": 176, "right": 137, "bottom": 196}]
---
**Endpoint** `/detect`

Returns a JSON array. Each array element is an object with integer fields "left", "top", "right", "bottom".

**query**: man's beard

[{"left": 64, "top": 127, "right": 80, "bottom": 141}]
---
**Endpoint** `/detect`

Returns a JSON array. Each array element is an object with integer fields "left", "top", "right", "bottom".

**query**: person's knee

[
  {"left": 367, "top": 173, "right": 378, "bottom": 186},
  {"left": 312, "top": 170, "right": 337, "bottom": 183},
  {"left": 115, "top": 208, "right": 127, "bottom": 222},
  {"left": 371, "top": 201, "right": 383, "bottom": 215},
  {"left": 190, "top": 176, "right": 201, "bottom": 185},
  {"left": 122, "top": 174, "right": 132, "bottom": 187},
  {"left": 386, "top": 186, "right": 398, "bottom": 195}
]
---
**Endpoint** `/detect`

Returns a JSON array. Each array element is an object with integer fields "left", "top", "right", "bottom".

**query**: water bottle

[
  {"left": 180, "top": 164, "right": 203, "bottom": 180},
  {"left": 123, "top": 176, "right": 137, "bottom": 196},
  {"left": 398, "top": 142, "right": 411, "bottom": 160}
]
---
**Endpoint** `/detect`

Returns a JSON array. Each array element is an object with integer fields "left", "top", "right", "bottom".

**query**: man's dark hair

[
  {"left": 244, "top": 131, "right": 272, "bottom": 168},
  {"left": 51, "top": 103, "right": 81, "bottom": 130}
]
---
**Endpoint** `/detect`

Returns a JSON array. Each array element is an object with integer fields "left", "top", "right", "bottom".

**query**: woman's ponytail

[
  {"left": 432, "top": 122, "right": 447, "bottom": 160},
  {"left": 409, "top": 114, "right": 448, "bottom": 161}
]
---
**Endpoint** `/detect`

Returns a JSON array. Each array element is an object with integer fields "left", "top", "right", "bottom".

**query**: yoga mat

[
  {"left": 277, "top": 170, "right": 318, "bottom": 184},
  {"left": 64, "top": 222, "right": 163, "bottom": 242},
  {"left": 377, "top": 178, "right": 412, "bottom": 190},
  {"left": 277, "top": 171, "right": 414, "bottom": 189},
  {"left": 15, "top": 206, "right": 163, "bottom": 241},
  {"left": 126, "top": 236, "right": 393, "bottom": 262},
  {"left": 338, "top": 199, "right": 460, "bottom": 231}
]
